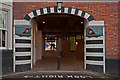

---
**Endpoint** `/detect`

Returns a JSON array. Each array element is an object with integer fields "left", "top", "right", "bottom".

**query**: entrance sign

[
  {"left": 15, "top": 26, "right": 31, "bottom": 37},
  {"left": 14, "top": 20, "right": 32, "bottom": 72},
  {"left": 86, "top": 27, "right": 103, "bottom": 37},
  {"left": 84, "top": 21, "right": 105, "bottom": 73}
]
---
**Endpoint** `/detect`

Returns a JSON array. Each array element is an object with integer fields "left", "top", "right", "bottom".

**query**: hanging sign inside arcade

[
  {"left": 15, "top": 26, "right": 31, "bottom": 37},
  {"left": 86, "top": 27, "right": 103, "bottom": 38}
]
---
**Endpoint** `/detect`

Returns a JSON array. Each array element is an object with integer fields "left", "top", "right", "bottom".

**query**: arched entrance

[
  {"left": 31, "top": 13, "right": 85, "bottom": 70},
  {"left": 14, "top": 6, "right": 105, "bottom": 73}
]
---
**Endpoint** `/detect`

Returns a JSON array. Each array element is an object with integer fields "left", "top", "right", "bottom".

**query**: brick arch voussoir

[{"left": 24, "top": 6, "right": 94, "bottom": 22}]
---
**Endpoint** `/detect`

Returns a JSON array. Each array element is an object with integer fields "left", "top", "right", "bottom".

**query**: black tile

[
  {"left": 15, "top": 39, "right": 31, "bottom": 44},
  {"left": 86, "top": 40, "right": 103, "bottom": 44},
  {"left": 86, "top": 64, "right": 103, "bottom": 72},
  {"left": 15, "top": 64, "right": 31, "bottom": 72},
  {"left": 68, "top": 7, "right": 72, "bottom": 13},
  {"left": 81, "top": 11, "right": 86, "bottom": 17},
  {"left": 24, "top": 14, "right": 31, "bottom": 21},
  {"left": 88, "top": 15, "right": 94, "bottom": 21},
  {"left": 16, "top": 56, "right": 31, "bottom": 60},
  {"left": 86, "top": 56, "right": 103, "bottom": 61},
  {"left": 86, "top": 48, "right": 103, "bottom": 52},
  {"left": 32, "top": 10, "right": 37, "bottom": 17},
  {"left": 61, "top": 6, "right": 65, "bottom": 13},
  {"left": 46, "top": 7, "right": 50, "bottom": 13},
  {"left": 15, "top": 48, "right": 31, "bottom": 52},
  {"left": 54, "top": 6, "right": 58, "bottom": 13},
  {"left": 39, "top": 8, "right": 43, "bottom": 15},
  {"left": 75, "top": 8, "right": 79, "bottom": 15}
]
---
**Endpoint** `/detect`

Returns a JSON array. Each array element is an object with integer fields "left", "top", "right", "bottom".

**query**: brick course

[{"left": 13, "top": 2, "right": 119, "bottom": 59}]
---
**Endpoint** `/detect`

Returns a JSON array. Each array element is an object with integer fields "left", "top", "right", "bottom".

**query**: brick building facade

[
  {"left": 14, "top": 2, "right": 119, "bottom": 59},
  {"left": 12, "top": 1, "right": 120, "bottom": 74}
]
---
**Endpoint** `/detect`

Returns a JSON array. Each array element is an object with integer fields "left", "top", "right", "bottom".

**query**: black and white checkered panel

[
  {"left": 14, "top": 29, "right": 32, "bottom": 72},
  {"left": 24, "top": 6, "right": 94, "bottom": 21}
]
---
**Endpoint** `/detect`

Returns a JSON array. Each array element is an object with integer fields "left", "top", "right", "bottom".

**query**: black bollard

[{"left": 57, "top": 52, "right": 61, "bottom": 70}]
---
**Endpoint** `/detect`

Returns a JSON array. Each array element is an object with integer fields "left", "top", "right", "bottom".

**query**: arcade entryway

[
  {"left": 13, "top": 6, "right": 105, "bottom": 73},
  {"left": 32, "top": 13, "right": 85, "bottom": 70}
]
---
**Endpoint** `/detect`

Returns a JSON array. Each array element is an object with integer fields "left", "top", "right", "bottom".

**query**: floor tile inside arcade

[{"left": 33, "top": 53, "right": 84, "bottom": 71}]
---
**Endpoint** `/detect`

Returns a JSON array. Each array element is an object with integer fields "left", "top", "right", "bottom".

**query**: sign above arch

[{"left": 24, "top": 6, "right": 95, "bottom": 21}]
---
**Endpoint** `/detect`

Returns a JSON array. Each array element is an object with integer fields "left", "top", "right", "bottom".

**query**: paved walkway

[
  {"left": 34, "top": 53, "right": 83, "bottom": 71},
  {"left": 1, "top": 54, "right": 117, "bottom": 79}
]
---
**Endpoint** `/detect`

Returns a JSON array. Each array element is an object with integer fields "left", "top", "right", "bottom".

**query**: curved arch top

[{"left": 24, "top": 6, "right": 94, "bottom": 21}]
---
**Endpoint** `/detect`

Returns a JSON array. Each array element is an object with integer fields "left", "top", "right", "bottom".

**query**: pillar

[{"left": 38, "top": 30, "right": 42, "bottom": 60}]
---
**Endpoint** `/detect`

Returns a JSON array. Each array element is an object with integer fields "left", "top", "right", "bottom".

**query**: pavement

[
  {"left": 2, "top": 68, "right": 115, "bottom": 79},
  {"left": 2, "top": 55, "right": 120, "bottom": 80}
]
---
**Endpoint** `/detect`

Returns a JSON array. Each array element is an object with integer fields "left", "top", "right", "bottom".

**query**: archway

[
  {"left": 14, "top": 6, "right": 105, "bottom": 73},
  {"left": 24, "top": 6, "right": 94, "bottom": 70},
  {"left": 31, "top": 13, "right": 86, "bottom": 70},
  {"left": 23, "top": 6, "right": 95, "bottom": 71}
]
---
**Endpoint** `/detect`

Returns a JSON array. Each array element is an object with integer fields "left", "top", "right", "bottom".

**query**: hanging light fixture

[{"left": 57, "top": 2, "right": 63, "bottom": 11}]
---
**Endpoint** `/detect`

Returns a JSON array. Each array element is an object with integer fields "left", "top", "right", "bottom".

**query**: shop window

[
  {"left": 0, "top": 10, "right": 7, "bottom": 48},
  {"left": 69, "top": 37, "right": 76, "bottom": 51},
  {"left": 45, "top": 36, "right": 57, "bottom": 51},
  {"left": 66, "top": 35, "right": 84, "bottom": 52}
]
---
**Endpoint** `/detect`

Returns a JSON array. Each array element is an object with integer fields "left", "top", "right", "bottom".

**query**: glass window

[
  {"left": 0, "top": 10, "right": 7, "bottom": 48},
  {"left": 2, "top": 30, "right": 5, "bottom": 47},
  {"left": 0, "top": 11, "right": 7, "bottom": 28},
  {"left": 69, "top": 37, "right": 76, "bottom": 51}
]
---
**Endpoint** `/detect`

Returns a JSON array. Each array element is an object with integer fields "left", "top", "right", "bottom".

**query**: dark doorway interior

[{"left": 33, "top": 13, "right": 84, "bottom": 70}]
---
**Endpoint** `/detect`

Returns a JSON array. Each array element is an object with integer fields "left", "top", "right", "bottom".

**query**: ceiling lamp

[
  {"left": 81, "top": 22, "right": 83, "bottom": 24},
  {"left": 43, "top": 21, "right": 45, "bottom": 24}
]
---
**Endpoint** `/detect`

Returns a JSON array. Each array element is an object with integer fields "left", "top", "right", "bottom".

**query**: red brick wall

[
  {"left": 13, "top": 2, "right": 119, "bottom": 59},
  {"left": 62, "top": 39, "right": 70, "bottom": 56},
  {"left": 76, "top": 39, "right": 84, "bottom": 60}
]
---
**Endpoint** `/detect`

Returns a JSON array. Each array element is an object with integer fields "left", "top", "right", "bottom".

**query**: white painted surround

[
  {"left": 85, "top": 20, "right": 105, "bottom": 73},
  {"left": 14, "top": 20, "right": 32, "bottom": 72}
]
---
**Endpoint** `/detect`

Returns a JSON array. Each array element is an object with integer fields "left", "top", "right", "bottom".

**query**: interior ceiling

[{"left": 34, "top": 13, "right": 84, "bottom": 34}]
